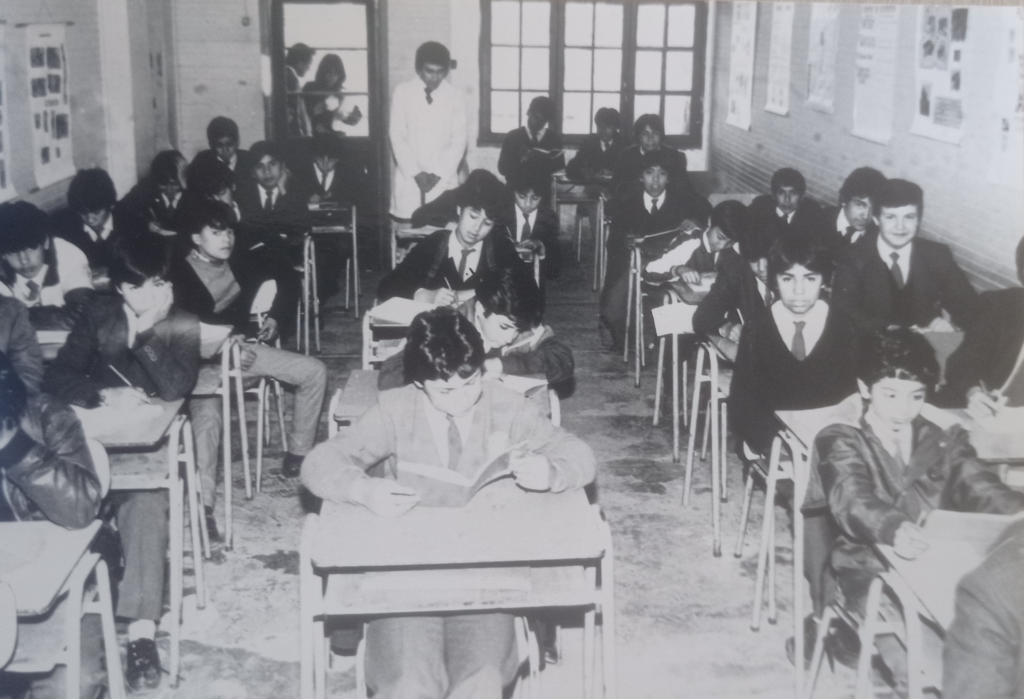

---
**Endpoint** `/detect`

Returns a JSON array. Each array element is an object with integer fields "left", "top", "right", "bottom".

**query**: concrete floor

[{"left": 145, "top": 233, "right": 863, "bottom": 698}]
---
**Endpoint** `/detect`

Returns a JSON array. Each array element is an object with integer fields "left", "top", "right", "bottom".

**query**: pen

[{"left": 108, "top": 364, "right": 135, "bottom": 389}]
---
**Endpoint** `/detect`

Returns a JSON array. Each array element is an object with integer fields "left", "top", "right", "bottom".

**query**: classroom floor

[{"left": 144, "top": 227, "right": 863, "bottom": 698}]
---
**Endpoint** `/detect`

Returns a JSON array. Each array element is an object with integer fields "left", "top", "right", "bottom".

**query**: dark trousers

[{"left": 113, "top": 491, "right": 168, "bottom": 621}]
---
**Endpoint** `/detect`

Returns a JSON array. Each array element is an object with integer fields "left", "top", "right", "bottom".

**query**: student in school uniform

[
  {"left": 940, "top": 235, "right": 1024, "bottom": 416},
  {"left": 51, "top": 168, "right": 121, "bottom": 274},
  {"left": 191, "top": 116, "right": 254, "bottom": 190},
  {"left": 389, "top": 41, "right": 467, "bottom": 221},
  {"left": 301, "top": 306, "right": 596, "bottom": 699},
  {"left": 378, "top": 266, "right": 575, "bottom": 391},
  {"left": 815, "top": 327, "right": 1024, "bottom": 696},
  {"left": 378, "top": 173, "right": 526, "bottom": 303},
  {"left": 501, "top": 165, "right": 562, "bottom": 281},
  {"left": 832, "top": 179, "right": 981, "bottom": 335},
  {"left": 820, "top": 167, "right": 887, "bottom": 251},
  {"left": 294, "top": 132, "right": 358, "bottom": 206},
  {"left": 599, "top": 148, "right": 711, "bottom": 352},
  {"left": 497, "top": 95, "right": 566, "bottom": 191},
  {"left": 612, "top": 114, "right": 692, "bottom": 198},
  {"left": 747, "top": 168, "right": 825, "bottom": 239},
  {"left": 728, "top": 234, "right": 858, "bottom": 456},
  {"left": 565, "top": 107, "right": 626, "bottom": 182},
  {"left": 114, "top": 150, "right": 188, "bottom": 237},
  {"left": 169, "top": 200, "right": 326, "bottom": 494},
  {"left": 409, "top": 169, "right": 501, "bottom": 230},
  {"left": 0, "top": 201, "right": 94, "bottom": 330},
  {"left": 0, "top": 297, "right": 44, "bottom": 395},
  {"left": 184, "top": 156, "right": 243, "bottom": 224},
  {"left": 234, "top": 140, "right": 307, "bottom": 224},
  {"left": 43, "top": 232, "right": 201, "bottom": 692}
]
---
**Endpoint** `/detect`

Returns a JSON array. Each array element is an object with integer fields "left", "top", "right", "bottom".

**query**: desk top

[
  {"left": 776, "top": 395, "right": 863, "bottom": 449},
  {"left": 877, "top": 542, "right": 984, "bottom": 629},
  {"left": 313, "top": 482, "right": 604, "bottom": 569},
  {"left": 88, "top": 398, "right": 184, "bottom": 448},
  {"left": 944, "top": 409, "right": 1024, "bottom": 462},
  {"left": 0, "top": 521, "right": 101, "bottom": 616}
]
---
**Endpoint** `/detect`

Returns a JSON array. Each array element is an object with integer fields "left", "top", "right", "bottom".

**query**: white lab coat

[{"left": 389, "top": 77, "right": 467, "bottom": 219}]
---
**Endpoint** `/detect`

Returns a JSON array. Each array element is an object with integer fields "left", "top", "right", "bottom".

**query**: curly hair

[
  {"left": 404, "top": 306, "right": 485, "bottom": 384},
  {"left": 857, "top": 326, "right": 940, "bottom": 389}
]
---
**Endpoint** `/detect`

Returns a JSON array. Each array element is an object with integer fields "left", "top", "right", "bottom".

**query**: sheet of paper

[
  {"left": 923, "top": 509, "right": 1024, "bottom": 549},
  {"left": 852, "top": 5, "right": 900, "bottom": 144},
  {"left": 496, "top": 374, "right": 548, "bottom": 395},
  {"left": 652, "top": 302, "right": 697, "bottom": 337},
  {"left": 71, "top": 403, "right": 164, "bottom": 440},
  {"left": 807, "top": 4, "right": 841, "bottom": 113},
  {"left": 726, "top": 1, "right": 757, "bottom": 130},
  {"left": 35, "top": 329, "right": 70, "bottom": 345},
  {"left": 199, "top": 323, "right": 232, "bottom": 359},
  {"left": 765, "top": 3, "right": 795, "bottom": 116},
  {"left": 368, "top": 297, "right": 438, "bottom": 326}
]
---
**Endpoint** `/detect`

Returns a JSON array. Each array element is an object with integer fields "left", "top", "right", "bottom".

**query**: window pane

[
  {"left": 563, "top": 92, "right": 592, "bottom": 134},
  {"left": 593, "top": 48, "right": 621, "bottom": 91},
  {"left": 565, "top": 3, "right": 594, "bottom": 47},
  {"left": 491, "top": 47, "right": 521, "bottom": 89},
  {"left": 521, "top": 2, "right": 551, "bottom": 46},
  {"left": 636, "top": 4, "right": 666, "bottom": 48},
  {"left": 491, "top": 1, "right": 521, "bottom": 45},
  {"left": 594, "top": 3, "right": 624, "bottom": 48},
  {"left": 592, "top": 91, "right": 620, "bottom": 120},
  {"left": 521, "top": 48, "right": 549, "bottom": 90},
  {"left": 521, "top": 91, "right": 547, "bottom": 125},
  {"left": 634, "top": 50, "right": 663, "bottom": 91},
  {"left": 491, "top": 91, "right": 521, "bottom": 133},
  {"left": 664, "top": 94, "right": 691, "bottom": 135},
  {"left": 667, "top": 4, "right": 695, "bottom": 48},
  {"left": 665, "top": 51, "right": 693, "bottom": 92},
  {"left": 634, "top": 93, "right": 661, "bottom": 119},
  {"left": 284, "top": 3, "right": 367, "bottom": 49},
  {"left": 564, "top": 49, "right": 593, "bottom": 91}
]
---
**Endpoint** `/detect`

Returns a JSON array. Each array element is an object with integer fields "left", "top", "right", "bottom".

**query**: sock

[{"left": 127, "top": 619, "right": 156, "bottom": 641}]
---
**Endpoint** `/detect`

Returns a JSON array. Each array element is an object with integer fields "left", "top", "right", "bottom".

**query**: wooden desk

[
  {"left": 876, "top": 542, "right": 984, "bottom": 630},
  {"left": 0, "top": 521, "right": 101, "bottom": 616},
  {"left": 87, "top": 398, "right": 185, "bottom": 449},
  {"left": 300, "top": 483, "right": 615, "bottom": 699}
]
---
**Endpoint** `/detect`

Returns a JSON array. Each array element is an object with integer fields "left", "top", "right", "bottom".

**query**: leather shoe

[
  {"left": 282, "top": 453, "right": 305, "bottom": 478},
  {"left": 125, "top": 638, "right": 161, "bottom": 691}
]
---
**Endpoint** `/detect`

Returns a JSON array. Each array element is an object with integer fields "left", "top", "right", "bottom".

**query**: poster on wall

[
  {"left": 986, "top": 6, "right": 1024, "bottom": 191},
  {"left": 765, "top": 3, "right": 795, "bottom": 116},
  {"left": 911, "top": 6, "right": 969, "bottom": 144},
  {"left": 25, "top": 24, "right": 74, "bottom": 188},
  {"left": 0, "top": 23, "right": 15, "bottom": 204},
  {"left": 852, "top": 5, "right": 899, "bottom": 144},
  {"left": 726, "top": 1, "right": 758, "bottom": 130},
  {"left": 806, "top": 3, "right": 841, "bottom": 113}
]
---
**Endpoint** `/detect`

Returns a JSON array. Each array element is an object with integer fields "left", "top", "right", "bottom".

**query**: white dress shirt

[
  {"left": 0, "top": 238, "right": 93, "bottom": 307},
  {"left": 771, "top": 299, "right": 830, "bottom": 358},
  {"left": 315, "top": 166, "right": 335, "bottom": 193},
  {"left": 421, "top": 392, "right": 478, "bottom": 468},
  {"left": 775, "top": 207, "right": 795, "bottom": 223},
  {"left": 643, "top": 191, "right": 666, "bottom": 214},
  {"left": 389, "top": 78, "right": 468, "bottom": 218},
  {"left": 513, "top": 207, "right": 538, "bottom": 243},
  {"left": 835, "top": 208, "right": 865, "bottom": 244},
  {"left": 258, "top": 186, "right": 280, "bottom": 210},
  {"left": 447, "top": 232, "right": 483, "bottom": 281},
  {"left": 529, "top": 125, "right": 548, "bottom": 143},
  {"left": 877, "top": 236, "right": 912, "bottom": 284},
  {"left": 124, "top": 306, "right": 139, "bottom": 349},
  {"left": 83, "top": 216, "right": 114, "bottom": 243},
  {"left": 646, "top": 229, "right": 710, "bottom": 275},
  {"left": 755, "top": 278, "right": 769, "bottom": 307}
]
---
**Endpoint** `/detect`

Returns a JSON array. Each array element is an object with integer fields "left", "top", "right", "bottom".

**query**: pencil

[{"left": 108, "top": 364, "right": 135, "bottom": 388}]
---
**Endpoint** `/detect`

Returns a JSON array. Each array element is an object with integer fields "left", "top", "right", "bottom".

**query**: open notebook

[
  {"left": 368, "top": 298, "right": 439, "bottom": 326},
  {"left": 395, "top": 448, "right": 519, "bottom": 508}
]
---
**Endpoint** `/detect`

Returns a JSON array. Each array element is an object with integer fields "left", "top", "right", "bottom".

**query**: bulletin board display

[
  {"left": 24, "top": 23, "right": 74, "bottom": 189},
  {"left": 911, "top": 6, "right": 969, "bottom": 144},
  {"left": 0, "top": 23, "right": 15, "bottom": 203}
]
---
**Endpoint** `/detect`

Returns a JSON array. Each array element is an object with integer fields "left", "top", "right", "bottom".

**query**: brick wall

[{"left": 709, "top": 3, "right": 1024, "bottom": 290}]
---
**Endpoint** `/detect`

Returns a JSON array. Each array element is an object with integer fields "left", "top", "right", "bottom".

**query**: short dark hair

[
  {"left": 404, "top": 306, "right": 485, "bottom": 384},
  {"left": 767, "top": 233, "right": 834, "bottom": 292},
  {"left": 176, "top": 199, "right": 236, "bottom": 239},
  {"left": 286, "top": 43, "right": 315, "bottom": 67},
  {"left": 633, "top": 113, "right": 664, "bottom": 139},
  {"left": 477, "top": 266, "right": 544, "bottom": 331},
  {"left": 594, "top": 107, "right": 620, "bottom": 129},
  {"left": 877, "top": 179, "right": 924, "bottom": 216},
  {"left": 415, "top": 42, "right": 450, "bottom": 71},
  {"left": 310, "top": 132, "right": 344, "bottom": 159},
  {"left": 0, "top": 350, "right": 28, "bottom": 429},
  {"left": 710, "top": 200, "right": 750, "bottom": 243},
  {"left": 639, "top": 148, "right": 674, "bottom": 176},
  {"left": 206, "top": 116, "right": 240, "bottom": 145},
  {"left": 67, "top": 168, "right": 117, "bottom": 214},
  {"left": 248, "top": 141, "right": 283, "bottom": 167},
  {"left": 455, "top": 170, "right": 505, "bottom": 220},
  {"left": 507, "top": 164, "right": 551, "bottom": 199},
  {"left": 858, "top": 326, "right": 940, "bottom": 389},
  {"left": 151, "top": 150, "right": 186, "bottom": 186},
  {"left": 186, "top": 158, "right": 234, "bottom": 199},
  {"left": 770, "top": 168, "right": 806, "bottom": 196},
  {"left": 527, "top": 96, "right": 555, "bottom": 124},
  {"left": 109, "top": 231, "right": 171, "bottom": 288},
  {"left": 0, "top": 201, "right": 50, "bottom": 255},
  {"left": 838, "top": 167, "right": 887, "bottom": 206}
]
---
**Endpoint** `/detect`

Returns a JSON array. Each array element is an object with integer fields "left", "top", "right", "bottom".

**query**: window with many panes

[{"left": 480, "top": 0, "right": 707, "bottom": 148}]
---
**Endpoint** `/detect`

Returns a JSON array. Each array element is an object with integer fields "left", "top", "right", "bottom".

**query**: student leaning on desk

[{"left": 302, "top": 306, "right": 595, "bottom": 699}]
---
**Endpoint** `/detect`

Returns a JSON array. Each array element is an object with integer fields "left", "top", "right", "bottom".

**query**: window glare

[
  {"left": 492, "top": 1, "right": 521, "bottom": 45},
  {"left": 521, "top": 2, "right": 551, "bottom": 46},
  {"left": 636, "top": 4, "right": 666, "bottom": 48},
  {"left": 565, "top": 3, "right": 595, "bottom": 46}
]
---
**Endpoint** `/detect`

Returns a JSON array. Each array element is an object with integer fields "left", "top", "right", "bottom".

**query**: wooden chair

[
  {"left": 707, "top": 193, "right": 759, "bottom": 208},
  {"left": 361, "top": 311, "right": 405, "bottom": 371},
  {"left": 107, "top": 414, "right": 202, "bottom": 686},
  {"left": 651, "top": 291, "right": 696, "bottom": 462}
]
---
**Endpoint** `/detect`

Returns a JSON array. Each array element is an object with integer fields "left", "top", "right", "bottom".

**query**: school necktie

[
  {"left": 447, "top": 416, "right": 462, "bottom": 470},
  {"left": 845, "top": 226, "right": 855, "bottom": 240},
  {"left": 425, "top": 87, "right": 434, "bottom": 105},
  {"left": 791, "top": 321, "right": 806, "bottom": 361},
  {"left": 25, "top": 280, "right": 40, "bottom": 304},
  {"left": 457, "top": 248, "right": 471, "bottom": 280},
  {"left": 263, "top": 188, "right": 275, "bottom": 212},
  {"left": 521, "top": 219, "right": 531, "bottom": 243},
  {"left": 889, "top": 252, "right": 905, "bottom": 289},
  {"left": 319, "top": 171, "right": 327, "bottom": 190},
  {"left": 650, "top": 198, "right": 659, "bottom": 215}
]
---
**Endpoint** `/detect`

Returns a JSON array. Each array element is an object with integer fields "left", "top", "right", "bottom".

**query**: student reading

[
  {"left": 51, "top": 167, "right": 121, "bottom": 273},
  {"left": 815, "top": 327, "right": 1024, "bottom": 696},
  {"left": 302, "top": 306, "right": 595, "bottom": 699},
  {"left": 501, "top": 165, "right": 563, "bottom": 281},
  {"left": 497, "top": 95, "right": 565, "bottom": 193}
]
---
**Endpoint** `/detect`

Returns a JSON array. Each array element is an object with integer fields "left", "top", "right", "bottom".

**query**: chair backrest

[
  {"left": 0, "top": 581, "right": 16, "bottom": 668},
  {"left": 708, "top": 192, "right": 759, "bottom": 208},
  {"left": 251, "top": 280, "right": 278, "bottom": 317},
  {"left": 86, "top": 439, "right": 110, "bottom": 499}
]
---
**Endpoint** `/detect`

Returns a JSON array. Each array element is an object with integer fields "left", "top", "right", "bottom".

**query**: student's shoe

[
  {"left": 125, "top": 638, "right": 162, "bottom": 692},
  {"left": 204, "top": 506, "right": 223, "bottom": 544},
  {"left": 282, "top": 453, "right": 305, "bottom": 478}
]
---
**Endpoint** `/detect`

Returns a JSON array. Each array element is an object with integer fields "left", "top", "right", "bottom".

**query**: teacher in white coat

[{"left": 389, "top": 41, "right": 468, "bottom": 221}]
